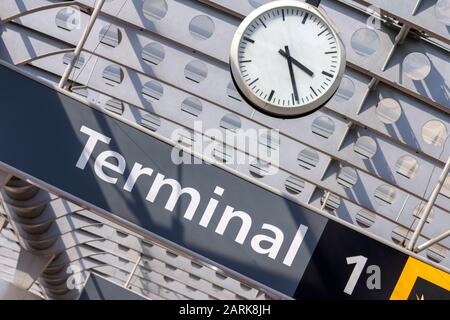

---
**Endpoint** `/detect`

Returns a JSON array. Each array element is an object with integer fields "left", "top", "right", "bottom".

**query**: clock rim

[{"left": 229, "top": 0, "right": 346, "bottom": 118}]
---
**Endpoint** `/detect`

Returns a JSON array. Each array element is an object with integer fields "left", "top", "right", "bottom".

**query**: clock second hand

[
  {"left": 283, "top": 46, "right": 300, "bottom": 104},
  {"left": 279, "top": 49, "right": 314, "bottom": 77}
]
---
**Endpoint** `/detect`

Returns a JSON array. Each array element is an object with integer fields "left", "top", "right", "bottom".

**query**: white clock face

[{"left": 230, "top": 1, "right": 345, "bottom": 117}]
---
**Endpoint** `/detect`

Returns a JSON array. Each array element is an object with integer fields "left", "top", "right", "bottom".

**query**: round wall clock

[{"left": 230, "top": 0, "right": 346, "bottom": 118}]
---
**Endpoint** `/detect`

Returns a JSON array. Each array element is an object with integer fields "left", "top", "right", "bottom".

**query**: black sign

[
  {"left": 408, "top": 277, "right": 450, "bottom": 300},
  {"left": 295, "top": 220, "right": 409, "bottom": 299}
]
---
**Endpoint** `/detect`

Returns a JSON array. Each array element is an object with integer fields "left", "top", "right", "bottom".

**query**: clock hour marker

[
  {"left": 240, "top": 59, "right": 252, "bottom": 63},
  {"left": 259, "top": 18, "right": 267, "bottom": 28},
  {"left": 310, "top": 87, "right": 318, "bottom": 97},
  {"left": 243, "top": 36, "right": 255, "bottom": 43},
  {"left": 318, "top": 28, "right": 327, "bottom": 36},
  {"left": 282, "top": 9, "right": 285, "bottom": 21},
  {"left": 325, "top": 51, "right": 337, "bottom": 54},
  {"left": 249, "top": 78, "right": 259, "bottom": 86},
  {"left": 268, "top": 90, "right": 275, "bottom": 101},
  {"left": 302, "top": 13, "right": 309, "bottom": 24},
  {"left": 322, "top": 71, "right": 334, "bottom": 78}
]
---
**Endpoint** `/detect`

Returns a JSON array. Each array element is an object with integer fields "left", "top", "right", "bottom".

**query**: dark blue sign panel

[{"left": 0, "top": 64, "right": 327, "bottom": 297}]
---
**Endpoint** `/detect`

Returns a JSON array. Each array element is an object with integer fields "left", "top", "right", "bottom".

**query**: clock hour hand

[
  {"left": 279, "top": 49, "right": 314, "bottom": 77},
  {"left": 283, "top": 46, "right": 299, "bottom": 103}
]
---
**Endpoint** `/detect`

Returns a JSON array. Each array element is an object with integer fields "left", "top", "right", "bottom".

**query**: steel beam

[{"left": 59, "top": 0, "right": 105, "bottom": 89}]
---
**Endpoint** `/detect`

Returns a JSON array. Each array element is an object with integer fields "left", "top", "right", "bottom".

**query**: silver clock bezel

[{"left": 230, "top": 0, "right": 346, "bottom": 117}]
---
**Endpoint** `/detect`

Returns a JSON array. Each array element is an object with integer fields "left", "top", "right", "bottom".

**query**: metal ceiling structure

[{"left": 0, "top": 0, "right": 449, "bottom": 300}]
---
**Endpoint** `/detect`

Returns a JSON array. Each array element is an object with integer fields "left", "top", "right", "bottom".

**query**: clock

[{"left": 230, "top": 0, "right": 346, "bottom": 117}]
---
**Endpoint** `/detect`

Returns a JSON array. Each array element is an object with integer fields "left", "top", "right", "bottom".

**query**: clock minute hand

[
  {"left": 278, "top": 49, "right": 314, "bottom": 77},
  {"left": 283, "top": 46, "right": 299, "bottom": 103}
]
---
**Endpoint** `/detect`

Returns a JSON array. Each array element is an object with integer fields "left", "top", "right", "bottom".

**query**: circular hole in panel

[
  {"left": 332, "top": 76, "right": 355, "bottom": 103},
  {"left": 142, "top": 42, "right": 165, "bottom": 65},
  {"left": 189, "top": 15, "right": 215, "bottom": 40},
  {"left": 141, "top": 113, "right": 161, "bottom": 132},
  {"left": 285, "top": 176, "right": 305, "bottom": 195},
  {"left": 249, "top": 159, "right": 272, "bottom": 178},
  {"left": 374, "top": 185, "right": 396, "bottom": 206},
  {"left": 395, "top": 155, "right": 419, "bottom": 179},
  {"left": 55, "top": 7, "right": 80, "bottom": 31},
  {"left": 72, "top": 87, "right": 89, "bottom": 98},
  {"left": 376, "top": 98, "right": 402, "bottom": 124},
  {"left": 181, "top": 97, "right": 202, "bottom": 117},
  {"left": 426, "top": 245, "right": 447, "bottom": 263},
  {"left": 142, "top": 0, "right": 168, "bottom": 21},
  {"left": 421, "top": 120, "right": 448, "bottom": 146},
  {"left": 227, "top": 81, "right": 242, "bottom": 102},
  {"left": 320, "top": 193, "right": 341, "bottom": 212},
  {"left": 259, "top": 130, "right": 280, "bottom": 152},
  {"left": 355, "top": 210, "right": 376, "bottom": 228},
  {"left": 435, "top": 0, "right": 450, "bottom": 25},
  {"left": 63, "top": 52, "right": 85, "bottom": 69},
  {"left": 105, "top": 98, "right": 124, "bottom": 115},
  {"left": 220, "top": 113, "right": 241, "bottom": 132},
  {"left": 391, "top": 226, "right": 409, "bottom": 245},
  {"left": 99, "top": 24, "right": 122, "bottom": 47},
  {"left": 354, "top": 136, "right": 377, "bottom": 159},
  {"left": 311, "top": 116, "right": 335, "bottom": 139},
  {"left": 184, "top": 60, "right": 208, "bottom": 83},
  {"left": 142, "top": 81, "right": 164, "bottom": 101},
  {"left": 297, "top": 148, "right": 319, "bottom": 170},
  {"left": 351, "top": 28, "right": 380, "bottom": 56},
  {"left": 403, "top": 52, "right": 431, "bottom": 80},
  {"left": 337, "top": 166, "right": 358, "bottom": 188},
  {"left": 102, "top": 64, "right": 124, "bottom": 86}
]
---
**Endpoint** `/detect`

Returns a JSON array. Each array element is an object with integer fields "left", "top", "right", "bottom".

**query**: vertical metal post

[
  {"left": 321, "top": 191, "right": 331, "bottom": 211},
  {"left": 124, "top": 254, "right": 142, "bottom": 288},
  {"left": 58, "top": 0, "right": 106, "bottom": 89},
  {"left": 408, "top": 155, "right": 450, "bottom": 251}
]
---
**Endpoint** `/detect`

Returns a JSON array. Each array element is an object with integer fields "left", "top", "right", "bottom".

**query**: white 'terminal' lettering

[{"left": 76, "top": 125, "right": 309, "bottom": 268}]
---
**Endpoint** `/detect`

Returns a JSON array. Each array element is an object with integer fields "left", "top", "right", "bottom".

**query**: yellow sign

[{"left": 390, "top": 257, "right": 450, "bottom": 300}]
